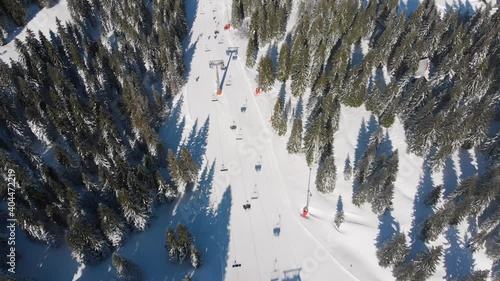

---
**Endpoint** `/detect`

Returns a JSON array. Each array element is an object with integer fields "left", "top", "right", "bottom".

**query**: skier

[{"left": 196, "top": 76, "right": 199, "bottom": 82}]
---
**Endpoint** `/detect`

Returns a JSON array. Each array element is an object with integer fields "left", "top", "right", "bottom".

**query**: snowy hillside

[
  {"left": 0, "top": 0, "right": 71, "bottom": 62},
  {"left": 9, "top": 0, "right": 497, "bottom": 281}
]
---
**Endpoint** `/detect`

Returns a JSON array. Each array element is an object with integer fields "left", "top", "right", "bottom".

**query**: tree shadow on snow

[
  {"left": 182, "top": 0, "right": 199, "bottom": 80},
  {"left": 458, "top": 149, "right": 477, "bottom": 181},
  {"left": 268, "top": 43, "right": 279, "bottom": 67},
  {"left": 183, "top": 37, "right": 199, "bottom": 80},
  {"left": 337, "top": 195, "right": 344, "bottom": 213},
  {"left": 407, "top": 161, "right": 435, "bottom": 259},
  {"left": 351, "top": 41, "right": 364, "bottom": 67},
  {"left": 376, "top": 209, "right": 401, "bottom": 249},
  {"left": 189, "top": 162, "right": 232, "bottom": 281},
  {"left": 278, "top": 83, "right": 287, "bottom": 103},
  {"left": 159, "top": 95, "right": 186, "bottom": 153},
  {"left": 85, "top": 161, "right": 233, "bottom": 281},
  {"left": 185, "top": 117, "right": 210, "bottom": 168},
  {"left": 378, "top": 129, "right": 394, "bottom": 158},
  {"left": 406, "top": 0, "right": 420, "bottom": 15},
  {"left": 442, "top": 156, "right": 459, "bottom": 199},
  {"left": 3, "top": 3, "right": 48, "bottom": 45},
  {"left": 353, "top": 114, "right": 378, "bottom": 169},
  {"left": 295, "top": 97, "right": 304, "bottom": 120},
  {"left": 443, "top": 226, "right": 474, "bottom": 280}
]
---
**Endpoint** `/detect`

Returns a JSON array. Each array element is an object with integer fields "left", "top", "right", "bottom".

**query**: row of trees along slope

[
  {"left": 239, "top": 0, "right": 499, "bottom": 280},
  {"left": 0, "top": 0, "right": 198, "bottom": 276}
]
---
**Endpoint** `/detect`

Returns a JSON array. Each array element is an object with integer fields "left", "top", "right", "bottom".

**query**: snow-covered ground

[
  {"left": 12, "top": 0, "right": 494, "bottom": 280},
  {"left": 0, "top": 0, "right": 71, "bottom": 62}
]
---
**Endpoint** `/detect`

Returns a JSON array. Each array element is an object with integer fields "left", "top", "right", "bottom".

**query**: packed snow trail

[{"left": 184, "top": 1, "right": 360, "bottom": 280}]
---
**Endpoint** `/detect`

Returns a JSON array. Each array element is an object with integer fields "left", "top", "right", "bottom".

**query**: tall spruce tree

[
  {"left": 112, "top": 253, "right": 143, "bottom": 281},
  {"left": 287, "top": 118, "right": 303, "bottom": 153},
  {"left": 277, "top": 43, "right": 290, "bottom": 83},
  {"left": 259, "top": 54, "right": 275, "bottom": 92}
]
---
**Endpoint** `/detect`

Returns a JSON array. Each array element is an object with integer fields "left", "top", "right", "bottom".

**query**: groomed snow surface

[{"left": 11, "top": 0, "right": 495, "bottom": 280}]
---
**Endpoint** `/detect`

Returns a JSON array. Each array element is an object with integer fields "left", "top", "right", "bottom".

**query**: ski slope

[{"left": 12, "top": 0, "right": 494, "bottom": 280}]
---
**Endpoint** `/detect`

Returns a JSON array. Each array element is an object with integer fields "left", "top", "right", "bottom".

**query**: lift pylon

[{"left": 209, "top": 60, "right": 225, "bottom": 95}]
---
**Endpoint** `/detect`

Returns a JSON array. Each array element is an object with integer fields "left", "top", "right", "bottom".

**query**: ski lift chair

[
  {"left": 221, "top": 164, "right": 228, "bottom": 171},
  {"left": 251, "top": 184, "right": 259, "bottom": 199}
]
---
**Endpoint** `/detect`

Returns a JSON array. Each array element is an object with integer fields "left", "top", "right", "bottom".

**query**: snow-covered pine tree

[
  {"left": 290, "top": 40, "right": 310, "bottom": 97},
  {"left": 411, "top": 246, "right": 443, "bottom": 281},
  {"left": 155, "top": 170, "right": 178, "bottom": 202},
  {"left": 176, "top": 224, "right": 192, "bottom": 262},
  {"left": 97, "top": 203, "right": 128, "bottom": 247},
  {"left": 66, "top": 220, "right": 112, "bottom": 265},
  {"left": 165, "top": 228, "right": 179, "bottom": 261},
  {"left": 180, "top": 147, "right": 198, "bottom": 184},
  {"left": 277, "top": 43, "right": 290, "bottom": 83},
  {"left": 424, "top": 185, "right": 442, "bottom": 206},
  {"left": 271, "top": 97, "right": 287, "bottom": 136},
  {"left": 112, "top": 253, "right": 143, "bottom": 281},
  {"left": 286, "top": 118, "right": 303, "bottom": 154},
  {"left": 315, "top": 146, "right": 336, "bottom": 193},
  {"left": 343, "top": 154, "right": 352, "bottom": 180},
  {"left": 334, "top": 195, "right": 345, "bottom": 229},
  {"left": 457, "top": 270, "right": 490, "bottom": 281},
  {"left": 167, "top": 149, "right": 183, "bottom": 185},
  {"left": 231, "top": 0, "right": 243, "bottom": 27},
  {"left": 190, "top": 244, "right": 202, "bottom": 268},
  {"left": 376, "top": 233, "right": 409, "bottom": 268},
  {"left": 116, "top": 189, "right": 150, "bottom": 231},
  {"left": 246, "top": 31, "right": 257, "bottom": 68},
  {"left": 259, "top": 54, "right": 275, "bottom": 92}
]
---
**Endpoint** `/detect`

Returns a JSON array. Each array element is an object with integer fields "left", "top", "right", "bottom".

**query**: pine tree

[
  {"left": 246, "top": 32, "right": 257, "bottom": 68},
  {"left": 259, "top": 54, "right": 275, "bottom": 92},
  {"left": 112, "top": 253, "right": 143, "bottom": 281},
  {"left": 271, "top": 97, "right": 287, "bottom": 136},
  {"left": 458, "top": 270, "right": 489, "bottom": 281},
  {"left": 424, "top": 185, "right": 442, "bottom": 206},
  {"left": 66, "top": 220, "right": 112, "bottom": 265},
  {"left": 315, "top": 147, "right": 336, "bottom": 193},
  {"left": 287, "top": 118, "right": 303, "bottom": 153},
  {"left": 334, "top": 196, "right": 345, "bottom": 228},
  {"left": 98, "top": 203, "right": 128, "bottom": 247},
  {"left": 376, "top": 233, "right": 409, "bottom": 268},
  {"left": 334, "top": 210, "right": 345, "bottom": 228},
  {"left": 343, "top": 154, "right": 352, "bottom": 180},
  {"left": 165, "top": 228, "right": 178, "bottom": 261},
  {"left": 277, "top": 43, "right": 290, "bottom": 83},
  {"left": 412, "top": 246, "right": 443, "bottom": 281},
  {"left": 231, "top": 0, "right": 244, "bottom": 27},
  {"left": 190, "top": 244, "right": 202, "bottom": 268},
  {"left": 167, "top": 149, "right": 182, "bottom": 184},
  {"left": 176, "top": 224, "right": 192, "bottom": 262},
  {"left": 180, "top": 147, "right": 198, "bottom": 184}
]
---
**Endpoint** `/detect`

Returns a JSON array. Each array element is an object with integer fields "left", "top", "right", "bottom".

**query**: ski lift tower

[
  {"left": 302, "top": 167, "right": 312, "bottom": 217},
  {"left": 226, "top": 47, "right": 239, "bottom": 58},
  {"left": 209, "top": 60, "right": 225, "bottom": 95}
]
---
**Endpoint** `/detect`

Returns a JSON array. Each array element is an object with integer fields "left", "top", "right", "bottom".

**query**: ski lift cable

[
  {"left": 213, "top": 92, "right": 226, "bottom": 167},
  {"left": 219, "top": 66, "right": 265, "bottom": 281}
]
